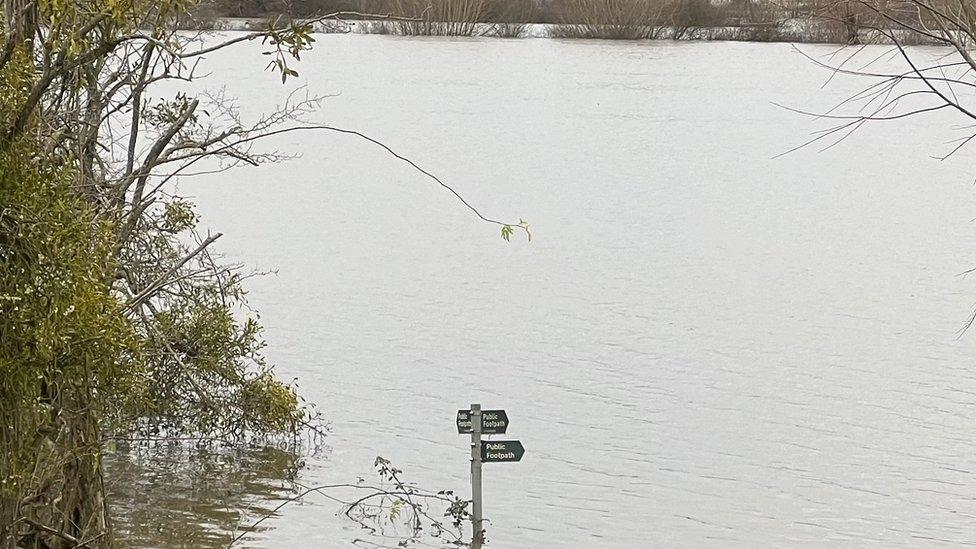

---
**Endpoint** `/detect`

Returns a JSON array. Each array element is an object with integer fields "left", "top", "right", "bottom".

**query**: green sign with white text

[{"left": 480, "top": 440, "right": 525, "bottom": 463}]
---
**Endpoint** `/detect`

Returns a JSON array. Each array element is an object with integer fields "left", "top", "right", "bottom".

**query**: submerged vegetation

[{"left": 194, "top": 0, "right": 955, "bottom": 43}]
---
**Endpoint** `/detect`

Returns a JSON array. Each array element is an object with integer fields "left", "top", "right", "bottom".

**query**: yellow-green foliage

[
  {"left": 0, "top": 50, "right": 31, "bottom": 131},
  {"left": 0, "top": 139, "right": 306, "bottom": 513},
  {"left": 1, "top": 2, "right": 320, "bottom": 543},
  {"left": 0, "top": 139, "right": 138, "bottom": 494},
  {"left": 135, "top": 304, "right": 306, "bottom": 437},
  {"left": 0, "top": 6, "right": 309, "bottom": 503}
]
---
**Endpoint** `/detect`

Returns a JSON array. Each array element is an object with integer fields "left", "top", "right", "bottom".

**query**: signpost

[
  {"left": 469, "top": 405, "right": 484, "bottom": 549},
  {"left": 461, "top": 404, "right": 524, "bottom": 549}
]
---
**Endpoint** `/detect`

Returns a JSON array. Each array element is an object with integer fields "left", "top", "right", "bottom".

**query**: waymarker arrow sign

[
  {"left": 480, "top": 440, "right": 525, "bottom": 463},
  {"left": 457, "top": 409, "right": 508, "bottom": 434}
]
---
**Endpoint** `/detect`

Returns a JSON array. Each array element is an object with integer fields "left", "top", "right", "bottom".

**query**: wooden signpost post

[{"left": 458, "top": 404, "right": 524, "bottom": 549}]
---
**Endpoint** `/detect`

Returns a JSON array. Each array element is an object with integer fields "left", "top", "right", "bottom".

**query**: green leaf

[{"left": 501, "top": 225, "right": 513, "bottom": 241}]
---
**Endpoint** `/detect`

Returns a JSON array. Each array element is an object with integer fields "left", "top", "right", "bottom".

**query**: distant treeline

[{"left": 191, "top": 0, "right": 944, "bottom": 43}]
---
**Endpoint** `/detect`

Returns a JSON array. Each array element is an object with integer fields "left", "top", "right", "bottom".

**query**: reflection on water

[
  {"left": 105, "top": 442, "right": 464, "bottom": 549},
  {"left": 104, "top": 442, "right": 303, "bottom": 547}
]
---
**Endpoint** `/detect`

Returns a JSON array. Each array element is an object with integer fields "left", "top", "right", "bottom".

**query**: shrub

[
  {"left": 382, "top": 0, "right": 491, "bottom": 35},
  {"left": 548, "top": 0, "right": 669, "bottom": 39}
]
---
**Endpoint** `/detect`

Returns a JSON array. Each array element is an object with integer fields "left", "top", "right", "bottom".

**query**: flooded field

[{"left": 115, "top": 35, "right": 976, "bottom": 547}]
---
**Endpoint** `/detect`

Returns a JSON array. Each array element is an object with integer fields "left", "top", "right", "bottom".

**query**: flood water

[{"left": 114, "top": 35, "right": 976, "bottom": 547}]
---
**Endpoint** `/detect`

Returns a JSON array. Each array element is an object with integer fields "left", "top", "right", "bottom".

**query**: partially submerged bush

[
  {"left": 669, "top": 0, "right": 724, "bottom": 38},
  {"left": 0, "top": 140, "right": 137, "bottom": 540},
  {"left": 546, "top": 0, "right": 728, "bottom": 40},
  {"left": 548, "top": 0, "right": 667, "bottom": 39},
  {"left": 0, "top": 2, "right": 322, "bottom": 545},
  {"left": 384, "top": 0, "right": 491, "bottom": 35},
  {"left": 482, "top": 0, "right": 538, "bottom": 37}
]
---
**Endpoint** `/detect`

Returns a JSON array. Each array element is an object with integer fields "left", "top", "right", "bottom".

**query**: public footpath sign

[
  {"left": 459, "top": 404, "right": 525, "bottom": 549},
  {"left": 456, "top": 409, "right": 509, "bottom": 434},
  {"left": 481, "top": 440, "right": 525, "bottom": 463}
]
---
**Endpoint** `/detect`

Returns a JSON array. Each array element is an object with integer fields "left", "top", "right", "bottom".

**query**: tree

[
  {"left": 0, "top": 1, "right": 524, "bottom": 546},
  {"left": 791, "top": 0, "right": 976, "bottom": 156},
  {"left": 0, "top": 2, "right": 317, "bottom": 545}
]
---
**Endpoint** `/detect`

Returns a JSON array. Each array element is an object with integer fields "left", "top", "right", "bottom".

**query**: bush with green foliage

[{"left": 0, "top": 2, "right": 320, "bottom": 545}]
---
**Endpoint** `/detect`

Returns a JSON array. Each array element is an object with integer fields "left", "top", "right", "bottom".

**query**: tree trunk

[
  {"left": 3, "top": 0, "right": 37, "bottom": 48},
  {"left": 1, "top": 382, "right": 111, "bottom": 549}
]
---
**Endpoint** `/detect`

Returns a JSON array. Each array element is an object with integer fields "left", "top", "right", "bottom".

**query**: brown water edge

[{"left": 103, "top": 442, "right": 306, "bottom": 547}]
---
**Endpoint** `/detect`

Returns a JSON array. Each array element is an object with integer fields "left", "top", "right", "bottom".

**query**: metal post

[{"left": 470, "top": 403, "right": 484, "bottom": 549}]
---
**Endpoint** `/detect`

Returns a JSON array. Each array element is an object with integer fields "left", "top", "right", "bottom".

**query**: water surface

[{"left": 129, "top": 35, "right": 976, "bottom": 547}]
